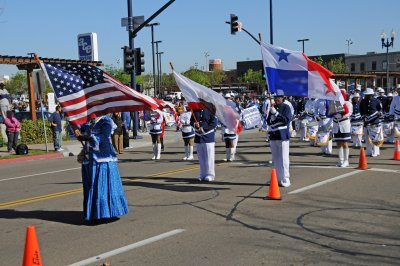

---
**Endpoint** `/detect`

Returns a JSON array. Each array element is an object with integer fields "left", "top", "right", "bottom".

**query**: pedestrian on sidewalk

[
  {"left": 0, "top": 81, "right": 10, "bottom": 119},
  {"left": 4, "top": 110, "right": 20, "bottom": 153},
  {"left": 112, "top": 112, "right": 124, "bottom": 154},
  {"left": 75, "top": 116, "right": 129, "bottom": 222},
  {"left": 122, "top": 111, "right": 131, "bottom": 149},
  {"left": 50, "top": 105, "right": 63, "bottom": 151}
]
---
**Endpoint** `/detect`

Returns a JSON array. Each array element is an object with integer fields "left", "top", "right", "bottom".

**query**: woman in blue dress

[{"left": 76, "top": 115, "right": 129, "bottom": 222}]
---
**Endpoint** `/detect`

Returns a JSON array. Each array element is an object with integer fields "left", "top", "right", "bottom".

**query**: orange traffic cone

[
  {"left": 22, "top": 225, "right": 42, "bottom": 266},
  {"left": 357, "top": 147, "right": 368, "bottom": 170},
  {"left": 264, "top": 168, "right": 282, "bottom": 200},
  {"left": 393, "top": 140, "right": 400, "bottom": 160}
]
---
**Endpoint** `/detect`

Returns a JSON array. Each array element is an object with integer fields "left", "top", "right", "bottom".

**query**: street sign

[
  {"left": 121, "top": 16, "right": 145, "bottom": 31},
  {"left": 77, "top": 32, "right": 99, "bottom": 61}
]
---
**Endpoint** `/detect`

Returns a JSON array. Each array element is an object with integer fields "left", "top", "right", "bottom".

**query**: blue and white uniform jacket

[
  {"left": 389, "top": 96, "right": 400, "bottom": 120},
  {"left": 267, "top": 103, "right": 292, "bottom": 141},
  {"left": 350, "top": 102, "right": 363, "bottom": 125},
  {"left": 190, "top": 108, "right": 218, "bottom": 143},
  {"left": 360, "top": 98, "right": 382, "bottom": 126}
]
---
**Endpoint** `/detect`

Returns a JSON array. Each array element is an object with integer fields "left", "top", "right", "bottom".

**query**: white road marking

[
  {"left": 368, "top": 168, "right": 400, "bottom": 173},
  {"left": 0, "top": 167, "right": 81, "bottom": 182},
  {"left": 68, "top": 229, "right": 185, "bottom": 266},
  {"left": 288, "top": 170, "right": 363, "bottom": 194}
]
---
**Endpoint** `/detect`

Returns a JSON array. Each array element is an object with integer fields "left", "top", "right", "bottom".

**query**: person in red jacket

[{"left": 4, "top": 110, "right": 21, "bottom": 153}]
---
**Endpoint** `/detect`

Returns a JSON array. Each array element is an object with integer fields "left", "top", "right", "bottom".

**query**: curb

[{"left": 0, "top": 152, "right": 64, "bottom": 164}]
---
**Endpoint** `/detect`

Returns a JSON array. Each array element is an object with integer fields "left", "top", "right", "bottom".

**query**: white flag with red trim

[{"left": 173, "top": 69, "right": 240, "bottom": 132}]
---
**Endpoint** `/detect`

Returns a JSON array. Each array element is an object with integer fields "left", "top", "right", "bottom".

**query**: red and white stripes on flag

[
  {"left": 172, "top": 69, "right": 240, "bottom": 133},
  {"left": 40, "top": 62, "right": 158, "bottom": 125}
]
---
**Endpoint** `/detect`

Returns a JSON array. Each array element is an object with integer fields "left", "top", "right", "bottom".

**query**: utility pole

[
  {"left": 154, "top": 40, "right": 162, "bottom": 98},
  {"left": 269, "top": 0, "right": 273, "bottom": 44},
  {"left": 146, "top": 22, "right": 160, "bottom": 97}
]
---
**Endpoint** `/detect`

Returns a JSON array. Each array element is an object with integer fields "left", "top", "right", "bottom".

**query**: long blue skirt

[{"left": 82, "top": 160, "right": 129, "bottom": 221}]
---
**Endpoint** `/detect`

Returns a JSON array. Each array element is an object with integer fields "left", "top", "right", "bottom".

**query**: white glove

[{"left": 270, "top": 107, "right": 277, "bottom": 115}]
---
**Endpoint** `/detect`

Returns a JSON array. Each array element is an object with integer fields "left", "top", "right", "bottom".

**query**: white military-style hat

[
  {"left": 363, "top": 88, "right": 374, "bottom": 95},
  {"left": 224, "top": 93, "right": 231, "bottom": 98},
  {"left": 377, "top": 87, "right": 385, "bottom": 93},
  {"left": 353, "top": 93, "right": 360, "bottom": 98},
  {"left": 387, "top": 93, "right": 393, "bottom": 97}
]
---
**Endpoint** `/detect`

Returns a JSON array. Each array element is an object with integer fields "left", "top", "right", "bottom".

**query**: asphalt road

[{"left": 0, "top": 129, "right": 399, "bottom": 266}]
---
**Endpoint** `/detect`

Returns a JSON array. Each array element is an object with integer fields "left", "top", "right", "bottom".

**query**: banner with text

[{"left": 242, "top": 106, "right": 261, "bottom": 129}]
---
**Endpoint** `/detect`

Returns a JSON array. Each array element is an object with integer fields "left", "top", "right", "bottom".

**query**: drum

[
  {"left": 316, "top": 131, "right": 330, "bottom": 146},
  {"left": 367, "top": 125, "right": 384, "bottom": 146},
  {"left": 383, "top": 122, "right": 394, "bottom": 137},
  {"left": 351, "top": 124, "right": 364, "bottom": 136},
  {"left": 307, "top": 126, "right": 318, "bottom": 140}
]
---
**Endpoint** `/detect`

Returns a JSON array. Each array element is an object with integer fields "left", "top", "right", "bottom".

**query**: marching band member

[
  {"left": 267, "top": 91, "right": 292, "bottom": 187},
  {"left": 190, "top": 106, "right": 218, "bottom": 182},
  {"left": 360, "top": 88, "right": 383, "bottom": 157},
  {"left": 383, "top": 93, "right": 395, "bottom": 143},
  {"left": 389, "top": 85, "right": 400, "bottom": 141},
  {"left": 149, "top": 109, "right": 164, "bottom": 160},
  {"left": 315, "top": 99, "right": 333, "bottom": 155},
  {"left": 350, "top": 93, "right": 363, "bottom": 148},
  {"left": 179, "top": 111, "right": 195, "bottom": 160},
  {"left": 304, "top": 98, "right": 318, "bottom": 145},
  {"left": 223, "top": 93, "right": 239, "bottom": 161},
  {"left": 332, "top": 89, "right": 353, "bottom": 167}
]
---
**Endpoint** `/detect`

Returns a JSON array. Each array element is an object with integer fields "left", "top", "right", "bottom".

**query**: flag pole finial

[{"left": 33, "top": 53, "right": 40, "bottom": 62}]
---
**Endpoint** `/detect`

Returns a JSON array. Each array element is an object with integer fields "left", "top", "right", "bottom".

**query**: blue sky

[{"left": 0, "top": 0, "right": 399, "bottom": 77}]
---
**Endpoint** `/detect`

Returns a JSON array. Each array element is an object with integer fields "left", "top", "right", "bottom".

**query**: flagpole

[{"left": 33, "top": 53, "right": 49, "bottom": 153}]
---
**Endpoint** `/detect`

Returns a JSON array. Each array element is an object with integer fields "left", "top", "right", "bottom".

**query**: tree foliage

[
  {"left": 182, "top": 69, "right": 210, "bottom": 87},
  {"left": 209, "top": 70, "right": 227, "bottom": 85},
  {"left": 5, "top": 72, "right": 26, "bottom": 95},
  {"left": 312, "top": 57, "right": 346, "bottom": 74}
]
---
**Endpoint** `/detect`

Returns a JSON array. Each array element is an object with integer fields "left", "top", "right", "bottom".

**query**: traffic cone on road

[
  {"left": 264, "top": 168, "right": 282, "bottom": 200},
  {"left": 393, "top": 140, "right": 400, "bottom": 160},
  {"left": 22, "top": 225, "right": 42, "bottom": 266},
  {"left": 357, "top": 147, "right": 368, "bottom": 170}
]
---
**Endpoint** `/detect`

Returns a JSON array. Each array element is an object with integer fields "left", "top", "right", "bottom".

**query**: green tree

[
  {"left": 104, "top": 65, "right": 131, "bottom": 85},
  {"left": 327, "top": 57, "right": 347, "bottom": 73},
  {"left": 239, "top": 69, "right": 264, "bottom": 89},
  {"left": 6, "top": 72, "right": 27, "bottom": 95},
  {"left": 209, "top": 70, "right": 227, "bottom": 86},
  {"left": 182, "top": 69, "right": 210, "bottom": 87}
]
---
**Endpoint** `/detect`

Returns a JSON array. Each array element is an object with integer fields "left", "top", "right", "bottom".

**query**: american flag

[{"left": 41, "top": 62, "right": 158, "bottom": 125}]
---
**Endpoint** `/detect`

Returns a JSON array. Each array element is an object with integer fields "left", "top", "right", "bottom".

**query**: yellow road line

[
  {"left": 0, "top": 188, "right": 83, "bottom": 209},
  {"left": 0, "top": 163, "right": 225, "bottom": 209}
]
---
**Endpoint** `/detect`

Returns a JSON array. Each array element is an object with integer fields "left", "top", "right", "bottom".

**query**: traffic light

[
  {"left": 123, "top": 46, "right": 134, "bottom": 73},
  {"left": 230, "top": 14, "right": 239, "bottom": 35},
  {"left": 134, "top": 48, "right": 145, "bottom": 76}
]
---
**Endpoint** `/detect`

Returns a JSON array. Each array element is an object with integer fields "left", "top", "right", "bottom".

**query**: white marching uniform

[
  {"left": 314, "top": 99, "right": 333, "bottom": 154},
  {"left": 304, "top": 99, "right": 318, "bottom": 145},
  {"left": 149, "top": 109, "right": 164, "bottom": 160},
  {"left": 389, "top": 95, "right": 400, "bottom": 141},
  {"left": 179, "top": 111, "right": 195, "bottom": 160},
  {"left": 332, "top": 101, "right": 353, "bottom": 167}
]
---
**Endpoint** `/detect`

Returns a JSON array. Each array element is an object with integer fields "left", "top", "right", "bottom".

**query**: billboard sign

[{"left": 77, "top": 32, "right": 98, "bottom": 61}]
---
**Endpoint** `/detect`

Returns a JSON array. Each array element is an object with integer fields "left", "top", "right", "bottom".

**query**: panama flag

[
  {"left": 173, "top": 69, "right": 240, "bottom": 133},
  {"left": 261, "top": 42, "right": 344, "bottom": 104}
]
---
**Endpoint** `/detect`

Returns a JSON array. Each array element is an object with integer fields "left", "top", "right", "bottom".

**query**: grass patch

[{"left": 0, "top": 149, "right": 57, "bottom": 159}]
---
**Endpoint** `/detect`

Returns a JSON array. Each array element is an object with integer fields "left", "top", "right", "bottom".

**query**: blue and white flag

[{"left": 261, "top": 42, "right": 344, "bottom": 104}]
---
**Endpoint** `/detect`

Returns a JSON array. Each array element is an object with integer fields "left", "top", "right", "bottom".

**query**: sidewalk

[{"left": 0, "top": 127, "right": 183, "bottom": 162}]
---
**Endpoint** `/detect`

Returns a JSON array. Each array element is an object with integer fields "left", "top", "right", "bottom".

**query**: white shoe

[
  {"left": 203, "top": 176, "right": 215, "bottom": 182},
  {"left": 280, "top": 178, "right": 291, "bottom": 187},
  {"left": 186, "top": 156, "right": 194, "bottom": 160},
  {"left": 336, "top": 161, "right": 343, "bottom": 167},
  {"left": 56, "top": 148, "right": 64, "bottom": 151},
  {"left": 183, "top": 157, "right": 188, "bottom": 160},
  {"left": 197, "top": 176, "right": 204, "bottom": 181},
  {"left": 340, "top": 160, "right": 349, "bottom": 167},
  {"left": 152, "top": 155, "right": 156, "bottom": 160}
]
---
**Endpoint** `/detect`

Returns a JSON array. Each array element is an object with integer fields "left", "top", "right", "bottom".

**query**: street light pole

[
  {"left": 157, "top": 52, "right": 164, "bottom": 91},
  {"left": 269, "top": 0, "right": 273, "bottom": 44},
  {"left": 297, "top": 38, "right": 309, "bottom": 53},
  {"left": 154, "top": 40, "right": 162, "bottom": 97},
  {"left": 204, "top": 52, "right": 210, "bottom": 71},
  {"left": 345, "top": 39, "right": 353, "bottom": 54},
  {"left": 146, "top": 22, "right": 160, "bottom": 97},
  {"left": 381, "top": 30, "right": 395, "bottom": 92}
]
